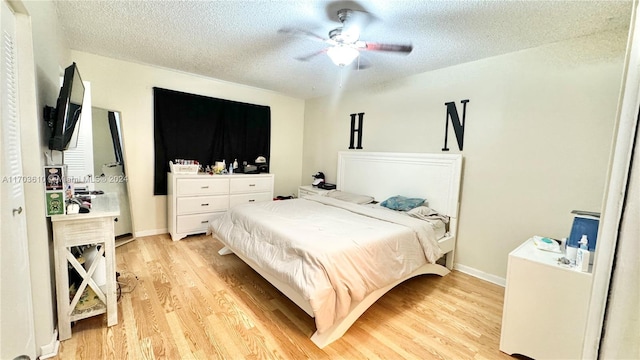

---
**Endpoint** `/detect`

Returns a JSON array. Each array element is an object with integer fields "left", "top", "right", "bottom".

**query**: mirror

[{"left": 91, "top": 107, "right": 134, "bottom": 246}]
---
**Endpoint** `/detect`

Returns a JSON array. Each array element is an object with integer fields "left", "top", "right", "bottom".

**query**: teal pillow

[{"left": 380, "top": 196, "right": 426, "bottom": 211}]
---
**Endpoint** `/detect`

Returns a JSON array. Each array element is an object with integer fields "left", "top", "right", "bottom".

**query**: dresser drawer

[
  {"left": 230, "top": 177, "right": 272, "bottom": 194},
  {"left": 177, "top": 213, "right": 218, "bottom": 234},
  {"left": 177, "top": 195, "right": 229, "bottom": 215},
  {"left": 177, "top": 178, "right": 229, "bottom": 196},
  {"left": 56, "top": 217, "right": 113, "bottom": 247},
  {"left": 229, "top": 192, "right": 272, "bottom": 207},
  {"left": 298, "top": 186, "right": 330, "bottom": 198}
]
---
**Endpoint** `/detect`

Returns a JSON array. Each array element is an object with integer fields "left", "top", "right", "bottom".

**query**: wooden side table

[{"left": 51, "top": 193, "right": 119, "bottom": 341}]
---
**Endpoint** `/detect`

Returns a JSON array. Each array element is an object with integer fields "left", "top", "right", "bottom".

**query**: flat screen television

[{"left": 44, "top": 62, "right": 85, "bottom": 151}]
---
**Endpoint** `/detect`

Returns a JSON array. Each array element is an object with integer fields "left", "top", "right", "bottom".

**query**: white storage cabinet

[
  {"left": 168, "top": 173, "right": 274, "bottom": 241},
  {"left": 500, "top": 238, "right": 593, "bottom": 359}
]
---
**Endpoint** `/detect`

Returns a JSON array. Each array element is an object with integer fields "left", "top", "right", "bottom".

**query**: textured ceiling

[{"left": 53, "top": 0, "right": 633, "bottom": 99}]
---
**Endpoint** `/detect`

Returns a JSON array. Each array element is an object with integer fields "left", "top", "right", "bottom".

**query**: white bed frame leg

[
  {"left": 218, "top": 246, "right": 234, "bottom": 256},
  {"left": 310, "top": 263, "right": 450, "bottom": 348},
  {"left": 445, "top": 251, "right": 455, "bottom": 270}
]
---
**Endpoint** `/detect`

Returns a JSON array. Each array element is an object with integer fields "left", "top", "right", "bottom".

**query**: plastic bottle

[
  {"left": 575, "top": 235, "right": 590, "bottom": 272},
  {"left": 579, "top": 235, "right": 588, "bottom": 249}
]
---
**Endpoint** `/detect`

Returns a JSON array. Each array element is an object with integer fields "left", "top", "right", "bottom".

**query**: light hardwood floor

[{"left": 53, "top": 233, "right": 514, "bottom": 360}]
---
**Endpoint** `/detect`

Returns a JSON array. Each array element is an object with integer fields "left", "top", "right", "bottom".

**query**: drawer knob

[
  {"left": 249, "top": 184, "right": 256, "bottom": 187},
  {"left": 201, "top": 203, "right": 209, "bottom": 206},
  {"left": 248, "top": 199, "right": 255, "bottom": 202},
  {"left": 201, "top": 186, "right": 209, "bottom": 189},
  {"left": 201, "top": 220, "right": 209, "bottom": 224}
]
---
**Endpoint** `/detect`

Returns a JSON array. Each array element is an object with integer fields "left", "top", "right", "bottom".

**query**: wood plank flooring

[{"left": 52, "top": 233, "right": 513, "bottom": 360}]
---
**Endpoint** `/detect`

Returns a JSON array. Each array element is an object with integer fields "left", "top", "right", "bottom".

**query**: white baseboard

[
  {"left": 39, "top": 329, "right": 59, "bottom": 359},
  {"left": 135, "top": 228, "right": 168, "bottom": 238},
  {"left": 454, "top": 263, "right": 506, "bottom": 287}
]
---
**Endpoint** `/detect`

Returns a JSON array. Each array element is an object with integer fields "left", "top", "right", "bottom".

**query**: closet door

[{"left": 0, "top": 1, "right": 36, "bottom": 359}]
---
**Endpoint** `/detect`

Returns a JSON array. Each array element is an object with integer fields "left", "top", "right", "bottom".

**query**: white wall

[
  {"left": 303, "top": 29, "right": 628, "bottom": 280},
  {"left": 69, "top": 51, "right": 305, "bottom": 236}
]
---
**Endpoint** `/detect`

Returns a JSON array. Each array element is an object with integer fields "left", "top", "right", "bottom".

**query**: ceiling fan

[{"left": 280, "top": 8, "right": 413, "bottom": 68}]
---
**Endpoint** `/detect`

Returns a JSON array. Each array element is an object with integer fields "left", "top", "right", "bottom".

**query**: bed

[{"left": 208, "top": 151, "right": 463, "bottom": 348}]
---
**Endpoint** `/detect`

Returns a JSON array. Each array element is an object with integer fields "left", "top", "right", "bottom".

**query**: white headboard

[{"left": 336, "top": 151, "right": 463, "bottom": 218}]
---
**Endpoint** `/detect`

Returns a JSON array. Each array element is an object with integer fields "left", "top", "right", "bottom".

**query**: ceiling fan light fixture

[{"left": 327, "top": 46, "right": 360, "bottom": 66}]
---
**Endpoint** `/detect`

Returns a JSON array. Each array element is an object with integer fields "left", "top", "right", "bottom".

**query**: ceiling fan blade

[
  {"left": 360, "top": 42, "right": 413, "bottom": 54},
  {"left": 295, "top": 49, "right": 327, "bottom": 62},
  {"left": 278, "top": 28, "right": 330, "bottom": 44}
]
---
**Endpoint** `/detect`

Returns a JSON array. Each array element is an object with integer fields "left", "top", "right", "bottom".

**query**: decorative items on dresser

[
  {"left": 51, "top": 193, "right": 119, "bottom": 341},
  {"left": 168, "top": 172, "right": 274, "bottom": 241}
]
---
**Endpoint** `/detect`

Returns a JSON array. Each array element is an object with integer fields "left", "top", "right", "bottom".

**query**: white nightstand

[
  {"left": 298, "top": 185, "right": 331, "bottom": 198},
  {"left": 500, "top": 238, "right": 592, "bottom": 359}
]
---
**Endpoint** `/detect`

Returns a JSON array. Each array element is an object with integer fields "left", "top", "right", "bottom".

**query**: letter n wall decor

[{"left": 442, "top": 99, "right": 469, "bottom": 151}]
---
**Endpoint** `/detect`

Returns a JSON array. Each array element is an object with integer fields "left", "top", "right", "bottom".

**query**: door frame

[{"left": 583, "top": 1, "right": 640, "bottom": 357}]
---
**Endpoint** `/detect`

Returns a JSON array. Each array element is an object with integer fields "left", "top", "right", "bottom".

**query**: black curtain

[{"left": 153, "top": 87, "right": 271, "bottom": 195}]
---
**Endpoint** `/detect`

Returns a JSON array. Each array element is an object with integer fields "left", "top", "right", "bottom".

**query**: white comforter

[{"left": 208, "top": 195, "right": 445, "bottom": 333}]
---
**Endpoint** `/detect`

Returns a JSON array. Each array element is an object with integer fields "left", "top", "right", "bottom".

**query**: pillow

[
  {"left": 380, "top": 195, "right": 426, "bottom": 211},
  {"left": 407, "top": 206, "right": 450, "bottom": 223},
  {"left": 325, "top": 190, "right": 374, "bottom": 204}
]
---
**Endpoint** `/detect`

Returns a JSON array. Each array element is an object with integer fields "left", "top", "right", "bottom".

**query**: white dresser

[
  {"left": 168, "top": 172, "right": 274, "bottom": 241},
  {"left": 500, "top": 238, "right": 592, "bottom": 359}
]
